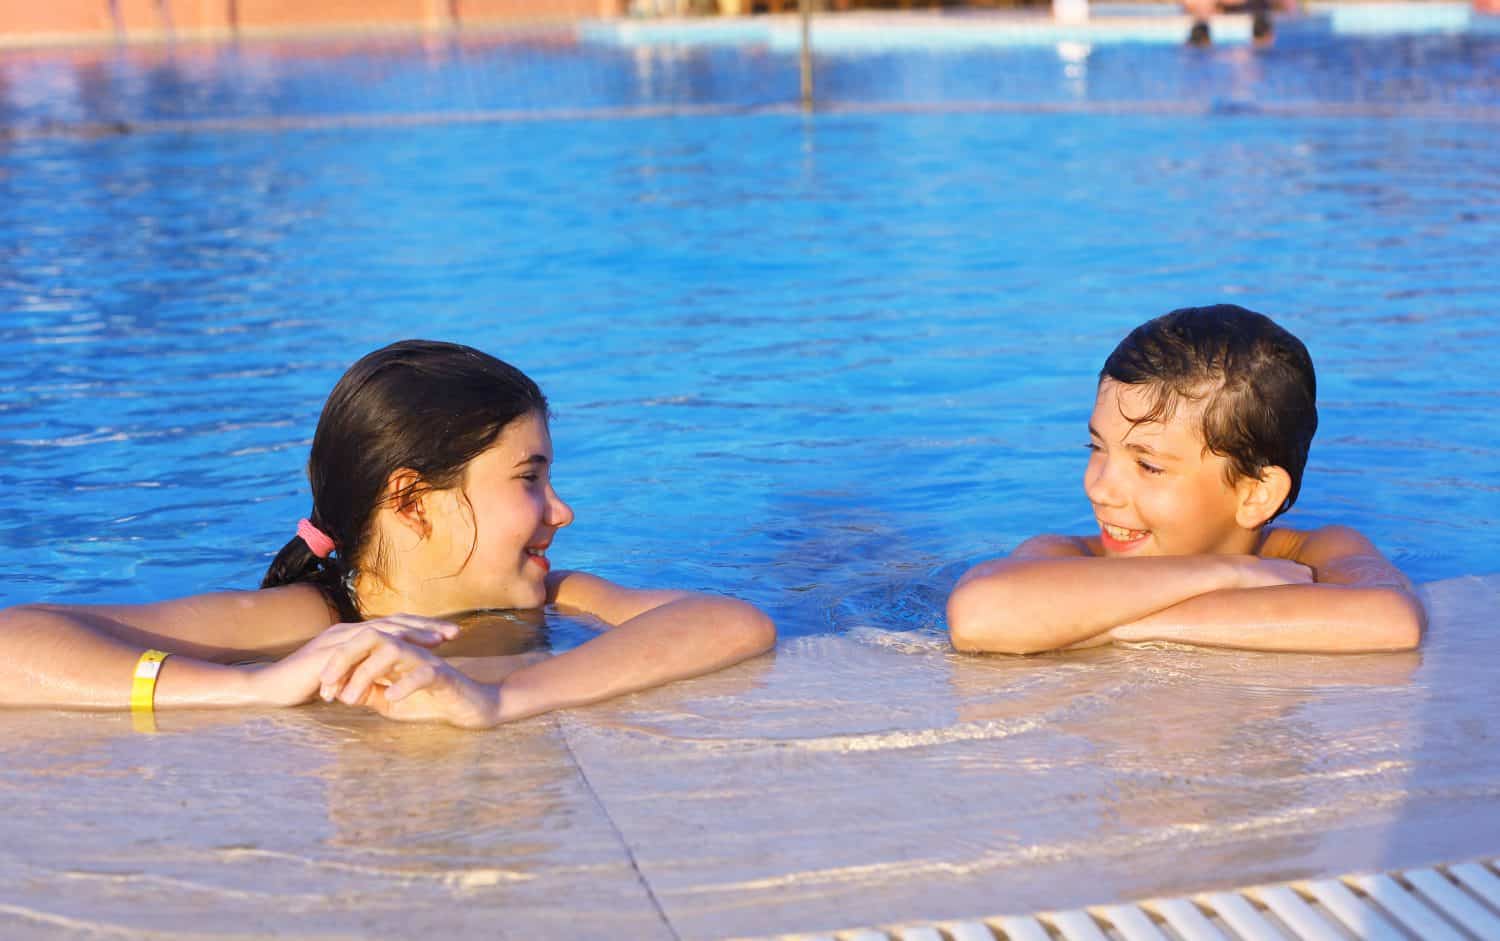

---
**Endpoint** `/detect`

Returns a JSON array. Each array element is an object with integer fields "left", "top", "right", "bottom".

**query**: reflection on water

[{"left": 3, "top": 30, "right": 1500, "bottom": 130}]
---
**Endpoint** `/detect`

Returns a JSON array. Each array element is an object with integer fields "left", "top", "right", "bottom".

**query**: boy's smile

[
  {"left": 1098, "top": 521, "right": 1151, "bottom": 553},
  {"left": 1085, "top": 379, "right": 1262, "bottom": 558}
]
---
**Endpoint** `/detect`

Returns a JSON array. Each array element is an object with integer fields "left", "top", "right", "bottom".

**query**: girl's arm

[
  {"left": 1109, "top": 526, "right": 1425, "bottom": 652},
  {"left": 499, "top": 575, "right": 775, "bottom": 721},
  {"left": 946, "top": 535, "right": 1310, "bottom": 655},
  {"left": 319, "top": 572, "right": 776, "bottom": 728},
  {"left": 0, "top": 587, "right": 456, "bottom": 709},
  {"left": 545, "top": 569, "right": 692, "bottom": 625}
]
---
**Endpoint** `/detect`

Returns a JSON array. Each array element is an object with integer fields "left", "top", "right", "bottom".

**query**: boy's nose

[{"left": 1084, "top": 458, "right": 1126, "bottom": 509}]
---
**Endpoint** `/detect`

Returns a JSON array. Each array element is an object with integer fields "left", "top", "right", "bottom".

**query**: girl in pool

[{"left": 0, "top": 340, "right": 775, "bottom": 728}]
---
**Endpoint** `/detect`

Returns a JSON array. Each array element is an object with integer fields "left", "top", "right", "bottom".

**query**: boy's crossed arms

[{"left": 949, "top": 524, "right": 1423, "bottom": 654}]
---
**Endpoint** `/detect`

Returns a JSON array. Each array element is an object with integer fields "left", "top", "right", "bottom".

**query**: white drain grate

[{"left": 767, "top": 856, "right": 1500, "bottom": 941}]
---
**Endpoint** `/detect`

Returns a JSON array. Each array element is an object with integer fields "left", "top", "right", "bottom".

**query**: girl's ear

[
  {"left": 1236, "top": 465, "right": 1292, "bottom": 530},
  {"left": 384, "top": 468, "right": 431, "bottom": 540}
]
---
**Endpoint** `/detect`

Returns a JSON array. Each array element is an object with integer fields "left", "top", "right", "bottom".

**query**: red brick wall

[
  {"left": 461, "top": 0, "right": 625, "bottom": 22},
  {"left": 3, "top": 0, "right": 117, "bottom": 37},
  {"left": 235, "top": 0, "right": 446, "bottom": 30},
  {"left": 0, "top": 0, "right": 621, "bottom": 43},
  {"left": 113, "top": 0, "right": 234, "bottom": 32}
]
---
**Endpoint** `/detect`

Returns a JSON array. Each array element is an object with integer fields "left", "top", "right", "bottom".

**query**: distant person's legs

[
  {"left": 1185, "top": 0, "right": 1274, "bottom": 46},
  {"left": 1245, "top": 0, "right": 1275, "bottom": 47},
  {"left": 1251, "top": 9, "right": 1274, "bottom": 46},
  {"left": 1184, "top": 0, "right": 1216, "bottom": 44},
  {"left": 1182, "top": 0, "right": 1218, "bottom": 43}
]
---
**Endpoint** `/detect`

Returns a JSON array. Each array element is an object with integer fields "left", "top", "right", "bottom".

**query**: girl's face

[
  {"left": 1084, "top": 379, "right": 1258, "bottom": 558},
  {"left": 429, "top": 410, "right": 574, "bottom": 612}
]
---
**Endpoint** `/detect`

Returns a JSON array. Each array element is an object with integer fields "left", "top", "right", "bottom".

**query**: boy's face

[{"left": 1085, "top": 379, "right": 1260, "bottom": 557}]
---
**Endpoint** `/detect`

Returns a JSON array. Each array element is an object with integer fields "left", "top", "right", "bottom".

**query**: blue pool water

[{"left": 1, "top": 24, "right": 1497, "bottom": 639}]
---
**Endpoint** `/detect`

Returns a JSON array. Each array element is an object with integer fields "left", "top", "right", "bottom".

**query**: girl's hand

[
  {"left": 248, "top": 615, "right": 460, "bottom": 708},
  {"left": 317, "top": 630, "right": 502, "bottom": 729}
]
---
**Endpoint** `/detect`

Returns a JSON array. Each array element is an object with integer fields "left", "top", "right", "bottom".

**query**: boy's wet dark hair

[
  {"left": 1101, "top": 304, "right": 1317, "bottom": 521},
  {"left": 261, "top": 340, "right": 548, "bottom": 621}
]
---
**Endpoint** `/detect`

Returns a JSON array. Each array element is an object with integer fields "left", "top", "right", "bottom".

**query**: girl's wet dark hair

[
  {"left": 261, "top": 340, "right": 548, "bottom": 621},
  {"left": 1101, "top": 304, "right": 1317, "bottom": 521}
]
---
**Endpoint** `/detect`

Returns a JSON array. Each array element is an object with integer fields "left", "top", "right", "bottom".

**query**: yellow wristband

[{"left": 130, "top": 649, "right": 170, "bottom": 714}]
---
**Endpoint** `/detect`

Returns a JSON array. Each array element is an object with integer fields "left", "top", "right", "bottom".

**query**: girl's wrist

[
  {"left": 442, "top": 682, "right": 506, "bottom": 730},
  {"left": 155, "top": 659, "right": 266, "bottom": 708},
  {"left": 491, "top": 678, "right": 537, "bottom": 725},
  {"left": 238, "top": 662, "right": 291, "bottom": 708},
  {"left": 482, "top": 684, "right": 506, "bottom": 728}
]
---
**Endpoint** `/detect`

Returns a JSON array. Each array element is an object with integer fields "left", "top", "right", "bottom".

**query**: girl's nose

[{"left": 547, "top": 487, "right": 575, "bottom": 529}]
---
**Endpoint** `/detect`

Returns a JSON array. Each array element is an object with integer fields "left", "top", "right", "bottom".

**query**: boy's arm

[
  {"left": 1109, "top": 526, "right": 1425, "bottom": 652},
  {"left": 946, "top": 536, "right": 1300, "bottom": 655}
]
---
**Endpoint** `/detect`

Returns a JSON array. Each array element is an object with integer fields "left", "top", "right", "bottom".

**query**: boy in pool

[
  {"left": 0, "top": 341, "right": 775, "bottom": 728},
  {"left": 947, "top": 304, "right": 1424, "bottom": 655}
]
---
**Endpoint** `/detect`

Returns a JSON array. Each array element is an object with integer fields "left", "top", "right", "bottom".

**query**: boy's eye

[
  {"left": 1084, "top": 442, "right": 1101, "bottom": 453},
  {"left": 1137, "top": 460, "right": 1165, "bottom": 475}
]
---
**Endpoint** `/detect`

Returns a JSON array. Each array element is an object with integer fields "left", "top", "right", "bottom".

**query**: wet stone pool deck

[{"left": 2, "top": 573, "right": 1497, "bottom": 940}]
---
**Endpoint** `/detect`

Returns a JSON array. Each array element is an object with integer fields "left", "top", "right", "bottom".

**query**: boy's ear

[
  {"left": 383, "top": 468, "right": 432, "bottom": 541},
  {"left": 1235, "top": 465, "right": 1292, "bottom": 530}
]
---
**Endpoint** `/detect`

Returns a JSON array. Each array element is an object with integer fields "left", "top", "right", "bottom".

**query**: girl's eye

[
  {"left": 1084, "top": 442, "right": 1101, "bottom": 453},
  {"left": 1137, "top": 460, "right": 1165, "bottom": 476}
]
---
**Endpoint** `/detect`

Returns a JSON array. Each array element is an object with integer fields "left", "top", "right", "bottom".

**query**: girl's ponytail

[{"left": 260, "top": 524, "right": 360, "bottom": 623}]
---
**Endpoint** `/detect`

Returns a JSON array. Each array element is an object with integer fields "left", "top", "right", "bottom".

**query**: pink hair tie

[{"left": 297, "top": 518, "right": 336, "bottom": 559}]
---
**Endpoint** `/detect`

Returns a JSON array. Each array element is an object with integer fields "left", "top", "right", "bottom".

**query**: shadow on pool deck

[{"left": 1, "top": 572, "right": 1496, "bottom": 940}]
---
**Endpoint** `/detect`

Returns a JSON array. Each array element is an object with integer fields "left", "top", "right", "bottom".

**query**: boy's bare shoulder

[
  {"left": 1261, "top": 525, "right": 1412, "bottom": 590},
  {"left": 1260, "top": 524, "right": 1377, "bottom": 562}
]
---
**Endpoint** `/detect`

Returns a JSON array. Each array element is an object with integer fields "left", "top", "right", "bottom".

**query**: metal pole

[{"left": 799, "top": 0, "right": 813, "bottom": 111}]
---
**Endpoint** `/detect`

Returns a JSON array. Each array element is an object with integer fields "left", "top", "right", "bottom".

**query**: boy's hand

[{"left": 1232, "top": 556, "right": 1315, "bottom": 589}]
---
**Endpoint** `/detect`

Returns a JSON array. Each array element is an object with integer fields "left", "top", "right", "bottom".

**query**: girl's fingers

[
  {"left": 314, "top": 616, "right": 458, "bottom": 654},
  {"left": 388, "top": 613, "right": 459, "bottom": 635},
  {"left": 317, "top": 627, "right": 389, "bottom": 697},
  {"left": 337, "top": 640, "right": 410, "bottom": 706},
  {"left": 383, "top": 663, "right": 440, "bottom": 703},
  {"left": 367, "top": 614, "right": 460, "bottom": 646},
  {"left": 314, "top": 622, "right": 456, "bottom": 703},
  {"left": 381, "top": 627, "right": 448, "bottom": 648}
]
